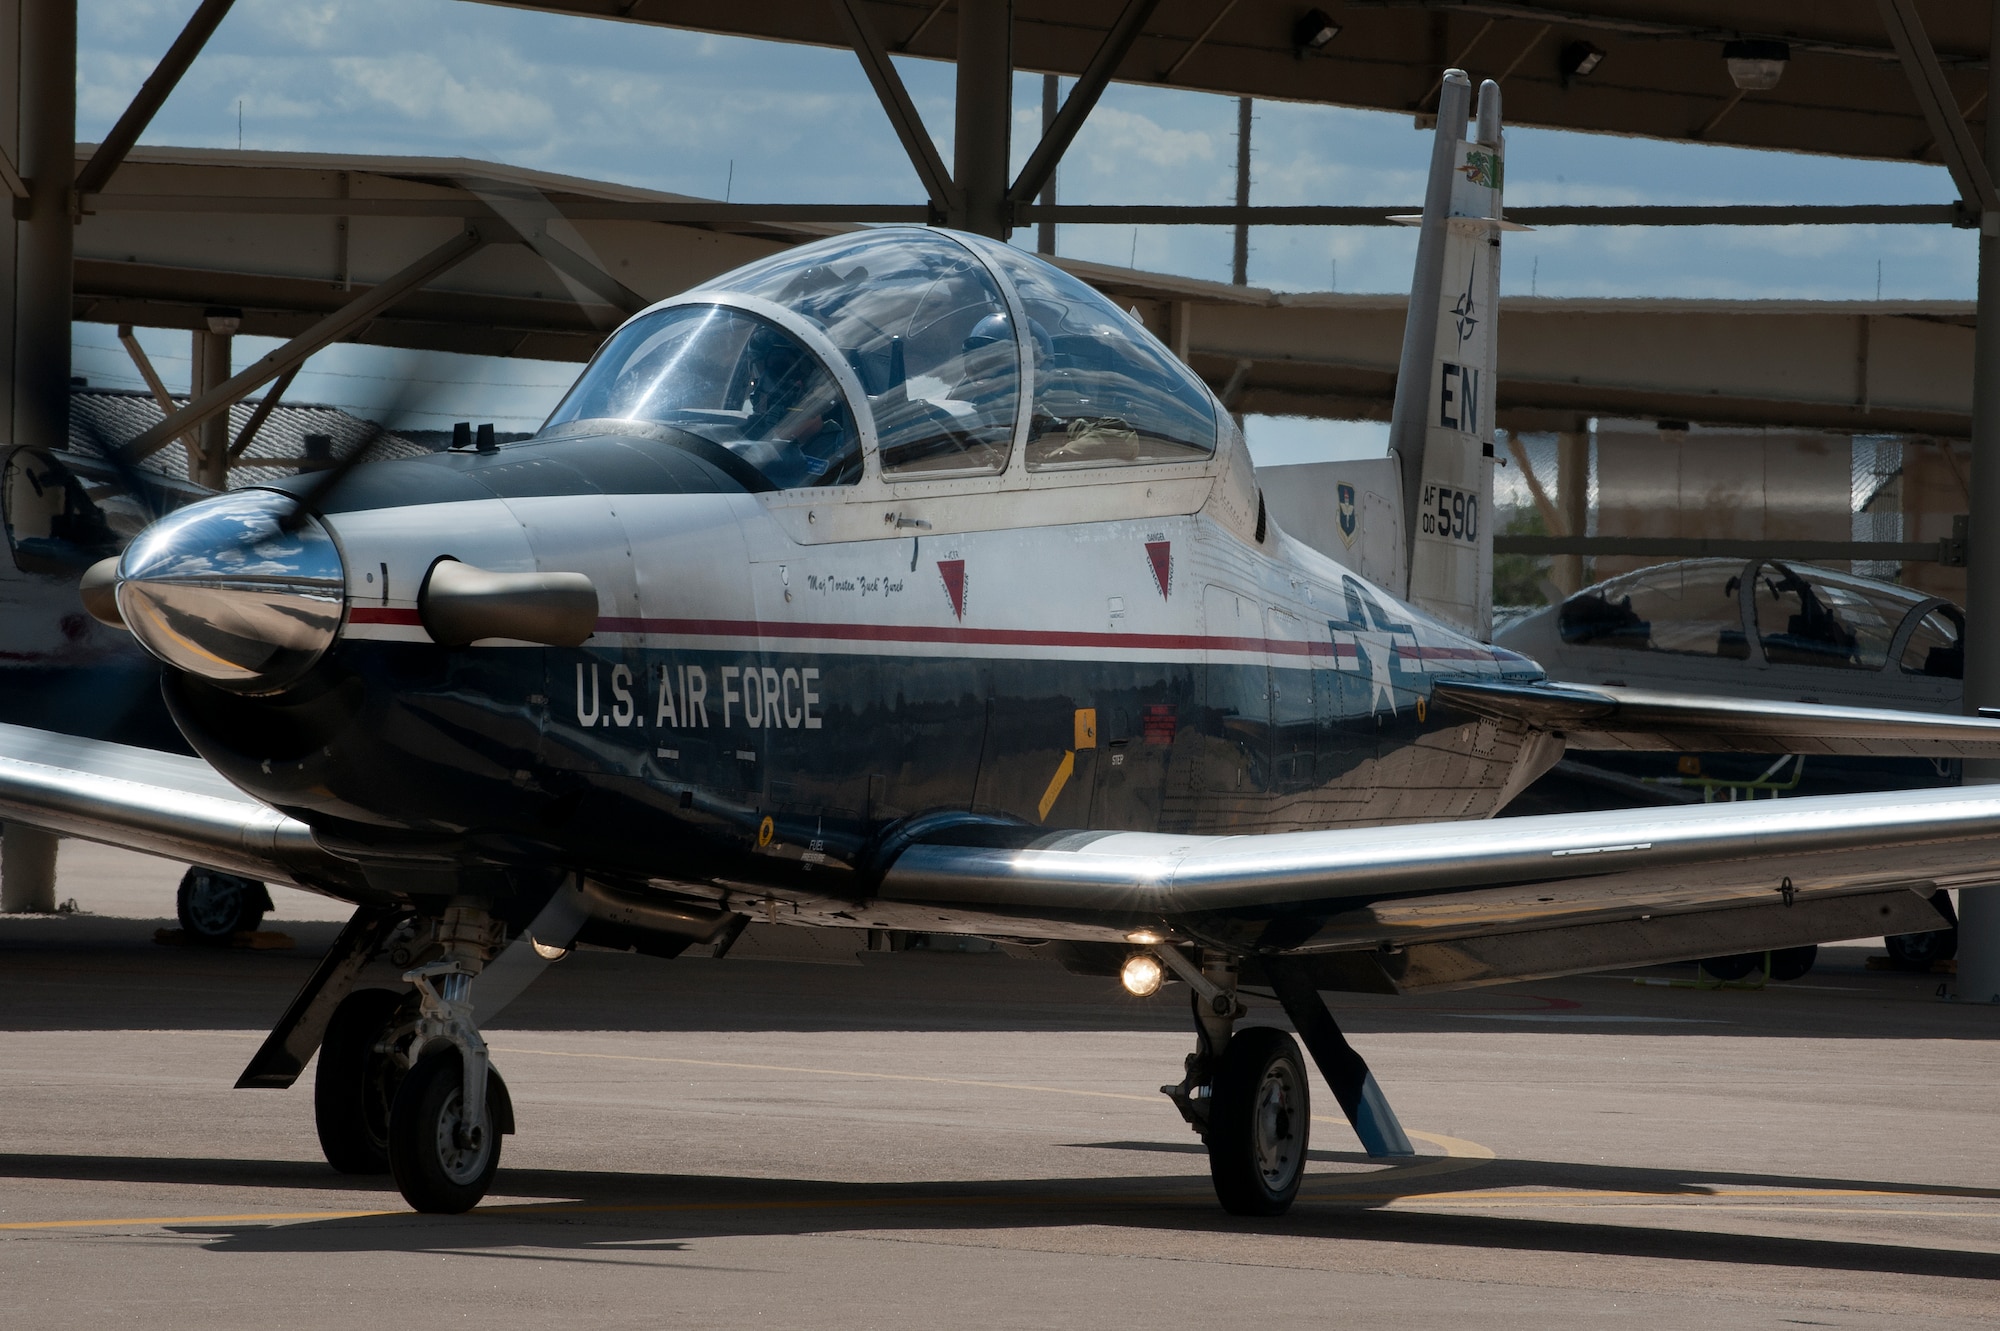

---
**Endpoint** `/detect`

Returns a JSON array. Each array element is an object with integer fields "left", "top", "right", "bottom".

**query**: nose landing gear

[{"left": 387, "top": 907, "right": 512, "bottom": 1214}]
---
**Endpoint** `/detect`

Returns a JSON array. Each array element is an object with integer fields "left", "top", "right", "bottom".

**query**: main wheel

[
  {"left": 1204, "top": 1026, "right": 1310, "bottom": 1217},
  {"left": 1886, "top": 927, "right": 1958, "bottom": 970},
  {"left": 315, "top": 988, "right": 412, "bottom": 1174},
  {"left": 388, "top": 1047, "right": 507, "bottom": 1214},
  {"left": 1698, "top": 952, "right": 1761, "bottom": 982},
  {"left": 1768, "top": 945, "right": 1818, "bottom": 982},
  {"left": 176, "top": 867, "right": 271, "bottom": 941}
]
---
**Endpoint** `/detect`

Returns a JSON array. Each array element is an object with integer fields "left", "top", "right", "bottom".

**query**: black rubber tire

[
  {"left": 314, "top": 989, "right": 411, "bottom": 1175},
  {"left": 1204, "top": 1026, "right": 1311, "bottom": 1217},
  {"left": 388, "top": 1047, "right": 504, "bottom": 1214},
  {"left": 1886, "top": 928, "right": 1958, "bottom": 970},
  {"left": 1768, "top": 945, "right": 1818, "bottom": 983},
  {"left": 1698, "top": 952, "right": 1761, "bottom": 982},
  {"left": 175, "top": 867, "right": 270, "bottom": 941}
]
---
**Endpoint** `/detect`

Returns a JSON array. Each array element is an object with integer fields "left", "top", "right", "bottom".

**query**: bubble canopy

[{"left": 544, "top": 229, "right": 1219, "bottom": 488}]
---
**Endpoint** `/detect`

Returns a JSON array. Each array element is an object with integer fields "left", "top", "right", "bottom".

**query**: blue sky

[{"left": 71, "top": 0, "right": 1978, "bottom": 455}]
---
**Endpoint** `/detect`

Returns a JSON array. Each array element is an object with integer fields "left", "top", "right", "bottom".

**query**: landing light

[
  {"left": 531, "top": 937, "right": 571, "bottom": 961},
  {"left": 1120, "top": 952, "right": 1165, "bottom": 997}
]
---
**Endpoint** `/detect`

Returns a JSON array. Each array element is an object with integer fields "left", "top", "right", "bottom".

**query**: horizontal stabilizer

[{"left": 1433, "top": 679, "right": 2000, "bottom": 757}]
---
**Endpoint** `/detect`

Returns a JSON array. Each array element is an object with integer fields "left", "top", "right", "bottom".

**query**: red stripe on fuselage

[{"left": 345, "top": 606, "right": 1521, "bottom": 666}]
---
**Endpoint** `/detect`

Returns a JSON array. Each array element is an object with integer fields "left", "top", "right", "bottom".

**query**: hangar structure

[{"left": 6, "top": 0, "right": 2000, "bottom": 992}]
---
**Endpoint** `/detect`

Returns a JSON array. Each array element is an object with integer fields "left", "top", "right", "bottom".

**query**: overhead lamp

[
  {"left": 1560, "top": 41, "right": 1604, "bottom": 84},
  {"left": 1120, "top": 952, "right": 1166, "bottom": 997},
  {"left": 1293, "top": 9, "right": 1340, "bottom": 57},
  {"left": 1723, "top": 39, "right": 1789, "bottom": 91}
]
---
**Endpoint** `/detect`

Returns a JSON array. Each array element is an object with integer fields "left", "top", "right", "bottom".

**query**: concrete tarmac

[{"left": 1, "top": 848, "right": 1996, "bottom": 1328}]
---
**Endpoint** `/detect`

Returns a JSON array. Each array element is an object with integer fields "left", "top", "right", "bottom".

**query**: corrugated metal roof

[{"left": 67, "top": 388, "right": 437, "bottom": 490}]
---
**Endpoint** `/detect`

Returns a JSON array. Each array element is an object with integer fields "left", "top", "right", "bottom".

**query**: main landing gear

[
  {"left": 176, "top": 866, "right": 273, "bottom": 942},
  {"left": 1159, "top": 949, "right": 1414, "bottom": 1216}
]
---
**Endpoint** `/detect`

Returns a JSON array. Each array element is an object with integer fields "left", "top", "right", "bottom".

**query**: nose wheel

[{"left": 388, "top": 1046, "right": 512, "bottom": 1214}]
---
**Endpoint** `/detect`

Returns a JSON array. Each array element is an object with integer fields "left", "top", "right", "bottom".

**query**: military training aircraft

[{"left": 6, "top": 71, "right": 2000, "bottom": 1216}]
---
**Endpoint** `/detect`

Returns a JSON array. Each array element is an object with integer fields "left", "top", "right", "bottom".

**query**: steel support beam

[
  {"left": 227, "top": 363, "right": 299, "bottom": 461},
  {"left": 1036, "top": 74, "right": 1058, "bottom": 256},
  {"left": 73, "top": 0, "right": 236, "bottom": 198},
  {"left": 1878, "top": 0, "right": 2000, "bottom": 221},
  {"left": 954, "top": 0, "right": 1013, "bottom": 237},
  {"left": 15, "top": 0, "right": 73, "bottom": 457},
  {"left": 1, "top": 823, "right": 57, "bottom": 914},
  {"left": 191, "top": 325, "right": 231, "bottom": 487},
  {"left": 827, "top": 0, "right": 959, "bottom": 220},
  {"left": 81, "top": 195, "right": 1960, "bottom": 228},
  {"left": 118, "top": 228, "right": 486, "bottom": 463},
  {"left": 1231, "top": 97, "right": 1250, "bottom": 285},
  {"left": 1957, "top": 0, "right": 2000, "bottom": 1006},
  {"left": 1007, "top": 0, "right": 1158, "bottom": 209},
  {"left": 1552, "top": 431, "right": 1589, "bottom": 594}
]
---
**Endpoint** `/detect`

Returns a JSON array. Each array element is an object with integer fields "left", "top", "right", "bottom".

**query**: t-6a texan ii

[{"left": 10, "top": 71, "right": 1998, "bottom": 1215}]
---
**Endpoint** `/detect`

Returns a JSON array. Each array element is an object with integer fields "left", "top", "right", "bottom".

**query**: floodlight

[
  {"left": 1723, "top": 39, "right": 1788, "bottom": 91},
  {"left": 1293, "top": 9, "right": 1340, "bottom": 56},
  {"left": 1560, "top": 42, "right": 1604, "bottom": 81}
]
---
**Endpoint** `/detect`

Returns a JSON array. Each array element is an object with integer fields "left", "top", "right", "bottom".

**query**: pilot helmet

[
  {"left": 962, "top": 312, "right": 1013, "bottom": 352},
  {"left": 962, "top": 311, "right": 1053, "bottom": 362}
]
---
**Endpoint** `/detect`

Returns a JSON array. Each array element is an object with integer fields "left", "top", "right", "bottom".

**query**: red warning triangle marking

[
  {"left": 937, "top": 559, "right": 966, "bottom": 620},
  {"left": 1145, "top": 541, "right": 1172, "bottom": 600}
]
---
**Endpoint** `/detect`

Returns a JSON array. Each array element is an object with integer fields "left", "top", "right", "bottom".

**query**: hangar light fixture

[
  {"left": 1723, "top": 39, "right": 1789, "bottom": 91},
  {"left": 1120, "top": 952, "right": 1166, "bottom": 997},
  {"left": 1293, "top": 9, "right": 1341, "bottom": 57},
  {"left": 1560, "top": 41, "right": 1605, "bottom": 83}
]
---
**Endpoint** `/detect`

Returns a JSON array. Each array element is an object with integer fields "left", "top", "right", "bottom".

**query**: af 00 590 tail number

[{"left": 1421, "top": 483, "right": 1478, "bottom": 543}]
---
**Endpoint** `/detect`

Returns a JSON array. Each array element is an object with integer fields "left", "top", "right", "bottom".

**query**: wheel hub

[
  {"left": 1252, "top": 1062, "right": 1301, "bottom": 1186},
  {"left": 432, "top": 1087, "right": 491, "bottom": 1184}
]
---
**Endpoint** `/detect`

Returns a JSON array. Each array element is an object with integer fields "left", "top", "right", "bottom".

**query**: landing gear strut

[
  {"left": 1160, "top": 949, "right": 1413, "bottom": 1216},
  {"left": 1160, "top": 950, "right": 1312, "bottom": 1215}
]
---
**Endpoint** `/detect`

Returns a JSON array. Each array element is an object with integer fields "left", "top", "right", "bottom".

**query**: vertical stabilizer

[{"left": 1385, "top": 73, "right": 1508, "bottom": 640}]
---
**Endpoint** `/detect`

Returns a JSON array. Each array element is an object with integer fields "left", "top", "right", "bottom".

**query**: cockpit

[
  {"left": 1550, "top": 557, "right": 1963, "bottom": 678},
  {"left": 542, "top": 228, "right": 1220, "bottom": 489}
]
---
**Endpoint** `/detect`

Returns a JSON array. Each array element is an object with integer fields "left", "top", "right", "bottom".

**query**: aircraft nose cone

[{"left": 117, "top": 488, "right": 346, "bottom": 693}]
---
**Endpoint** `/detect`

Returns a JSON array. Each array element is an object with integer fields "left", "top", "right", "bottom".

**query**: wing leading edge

[
  {"left": 879, "top": 785, "right": 1994, "bottom": 989},
  {"left": 0, "top": 721, "right": 334, "bottom": 889}
]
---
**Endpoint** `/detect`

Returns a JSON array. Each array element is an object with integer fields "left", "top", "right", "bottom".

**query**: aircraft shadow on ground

[{"left": 6, "top": 1150, "right": 1995, "bottom": 1281}]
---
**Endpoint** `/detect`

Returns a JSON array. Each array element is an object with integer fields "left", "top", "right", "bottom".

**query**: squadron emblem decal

[
  {"left": 1337, "top": 483, "right": 1357, "bottom": 547},
  {"left": 937, "top": 558, "right": 967, "bottom": 620},
  {"left": 1145, "top": 540, "right": 1172, "bottom": 600}
]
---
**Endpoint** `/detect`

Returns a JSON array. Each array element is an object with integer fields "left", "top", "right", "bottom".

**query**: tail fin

[{"left": 1385, "top": 71, "right": 1509, "bottom": 641}]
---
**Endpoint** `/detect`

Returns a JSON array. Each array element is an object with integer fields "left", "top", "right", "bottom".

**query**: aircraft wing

[
  {"left": 878, "top": 785, "right": 1993, "bottom": 991},
  {"left": 0, "top": 721, "right": 332, "bottom": 888},
  {"left": 1431, "top": 678, "right": 2000, "bottom": 756}
]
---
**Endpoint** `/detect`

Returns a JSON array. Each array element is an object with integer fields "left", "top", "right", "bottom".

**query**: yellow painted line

[{"left": 1036, "top": 750, "right": 1076, "bottom": 822}]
